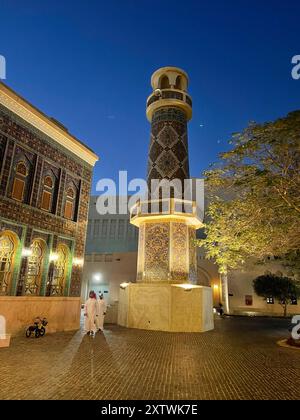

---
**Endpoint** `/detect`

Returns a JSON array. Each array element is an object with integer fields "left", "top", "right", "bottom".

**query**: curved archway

[
  {"left": 197, "top": 265, "right": 213, "bottom": 287},
  {"left": 50, "top": 243, "right": 70, "bottom": 296},
  {"left": 24, "top": 238, "right": 47, "bottom": 295},
  {"left": 11, "top": 161, "right": 28, "bottom": 202},
  {"left": 0, "top": 230, "right": 19, "bottom": 295},
  {"left": 175, "top": 75, "right": 182, "bottom": 90},
  {"left": 41, "top": 175, "right": 55, "bottom": 212},
  {"left": 64, "top": 185, "right": 77, "bottom": 220},
  {"left": 197, "top": 265, "right": 222, "bottom": 306},
  {"left": 160, "top": 75, "right": 170, "bottom": 89}
]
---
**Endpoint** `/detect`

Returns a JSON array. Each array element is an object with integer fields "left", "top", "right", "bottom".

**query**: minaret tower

[
  {"left": 131, "top": 67, "right": 201, "bottom": 285},
  {"left": 118, "top": 67, "right": 214, "bottom": 333}
]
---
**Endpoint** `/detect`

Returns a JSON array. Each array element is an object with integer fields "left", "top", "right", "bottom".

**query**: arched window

[
  {"left": 12, "top": 161, "right": 28, "bottom": 201},
  {"left": 41, "top": 175, "right": 54, "bottom": 212},
  {"left": 49, "top": 244, "right": 70, "bottom": 296},
  {"left": 160, "top": 75, "right": 170, "bottom": 89},
  {"left": 64, "top": 187, "right": 76, "bottom": 220},
  {"left": 175, "top": 76, "right": 182, "bottom": 90},
  {"left": 0, "top": 231, "right": 18, "bottom": 295},
  {"left": 24, "top": 239, "right": 46, "bottom": 295},
  {"left": 16, "top": 161, "right": 27, "bottom": 176},
  {"left": 25, "top": 239, "right": 46, "bottom": 295},
  {"left": 44, "top": 176, "right": 53, "bottom": 188}
]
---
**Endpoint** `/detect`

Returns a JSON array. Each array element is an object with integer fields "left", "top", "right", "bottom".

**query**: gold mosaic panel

[
  {"left": 144, "top": 222, "right": 170, "bottom": 282},
  {"left": 136, "top": 223, "right": 145, "bottom": 282},
  {"left": 171, "top": 222, "right": 188, "bottom": 283},
  {"left": 136, "top": 221, "right": 198, "bottom": 284},
  {"left": 188, "top": 227, "right": 197, "bottom": 283}
]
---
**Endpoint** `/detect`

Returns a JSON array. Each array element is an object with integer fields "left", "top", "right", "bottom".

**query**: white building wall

[
  {"left": 81, "top": 252, "right": 137, "bottom": 304},
  {"left": 227, "top": 261, "right": 300, "bottom": 316}
]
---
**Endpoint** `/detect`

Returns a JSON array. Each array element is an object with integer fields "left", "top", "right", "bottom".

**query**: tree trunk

[{"left": 220, "top": 271, "right": 230, "bottom": 314}]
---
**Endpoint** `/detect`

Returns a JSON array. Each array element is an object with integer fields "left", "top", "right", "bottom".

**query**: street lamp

[
  {"left": 93, "top": 273, "right": 102, "bottom": 283},
  {"left": 22, "top": 248, "right": 32, "bottom": 258},
  {"left": 49, "top": 252, "right": 58, "bottom": 262},
  {"left": 73, "top": 257, "right": 84, "bottom": 267}
]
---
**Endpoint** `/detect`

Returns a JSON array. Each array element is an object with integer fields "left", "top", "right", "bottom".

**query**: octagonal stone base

[{"left": 118, "top": 283, "right": 214, "bottom": 333}]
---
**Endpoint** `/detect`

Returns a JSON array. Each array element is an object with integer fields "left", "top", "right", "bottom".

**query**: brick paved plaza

[{"left": 0, "top": 317, "right": 299, "bottom": 400}]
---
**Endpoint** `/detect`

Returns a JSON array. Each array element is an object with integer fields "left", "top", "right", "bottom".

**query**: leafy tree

[
  {"left": 253, "top": 274, "right": 300, "bottom": 317},
  {"left": 197, "top": 111, "right": 300, "bottom": 275}
]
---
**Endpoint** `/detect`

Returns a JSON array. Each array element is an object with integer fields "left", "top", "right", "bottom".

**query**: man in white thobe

[
  {"left": 84, "top": 291, "right": 97, "bottom": 335},
  {"left": 96, "top": 294, "right": 107, "bottom": 332}
]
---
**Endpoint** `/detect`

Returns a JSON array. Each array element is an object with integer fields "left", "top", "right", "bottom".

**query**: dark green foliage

[{"left": 253, "top": 274, "right": 300, "bottom": 316}]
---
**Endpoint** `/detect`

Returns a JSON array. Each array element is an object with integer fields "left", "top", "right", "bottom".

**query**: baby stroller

[{"left": 26, "top": 317, "right": 48, "bottom": 338}]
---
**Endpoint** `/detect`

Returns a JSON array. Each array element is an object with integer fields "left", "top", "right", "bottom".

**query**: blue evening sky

[{"left": 0, "top": 0, "right": 299, "bottom": 192}]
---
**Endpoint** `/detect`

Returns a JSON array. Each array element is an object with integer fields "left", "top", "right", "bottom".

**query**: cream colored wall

[
  {"left": 0, "top": 297, "right": 81, "bottom": 336},
  {"left": 170, "top": 286, "right": 214, "bottom": 332},
  {"left": 81, "top": 252, "right": 137, "bottom": 304},
  {"left": 118, "top": 283, "right": 214, "bottom": 333},
  {"left": 81, "top": 252, "right": 137, "bottom": 324},
  {"left": 227, "top": 261, "right": 300, "bottom": 316},
  {"left": 117, "top": 287, "right": 130, "bottom": 327},
  {"left": 197, "top": 252, "right": 300, "bottom": 316},
  {"left": 202, "top": 287, "right": 215, "bottom": 331},
  {"left": 197, "top": 247, "right": 219, "bottom": 280},
  {"left": 128, "top": 284, "right": 171, "bottom": 331}
]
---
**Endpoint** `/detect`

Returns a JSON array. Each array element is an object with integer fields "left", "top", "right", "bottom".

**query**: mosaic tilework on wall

[
  {"left": 137, "top": 221, "right": 198, "bottom": 284},
  {"left": 171, "top": 222, "right": 189, "bottom": 283},
  {"left": 147, "top": 108, "right": 189, "bottom": 197},
  {"left": 144, "top": 222, "right": 170, "bottom": 282},
  {"left": 0, "top": 107, "right": 93, "bottom": 177},
  {"left": 188, "top": 227, "right": 197, "bottom": 284},
  {"left": 0, "top": 105, "right": 93, "bottom": 297},
  {"left": 136, "top": 223, "right": 145, "bottom": 282},
  {"left": 0, "top": 218, "right": 24, "bottom": 239}
]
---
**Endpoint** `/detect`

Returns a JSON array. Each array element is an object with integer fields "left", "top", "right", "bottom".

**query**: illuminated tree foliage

[{"left": 198, "top": 111, "right": 300, "bottom": 274}]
